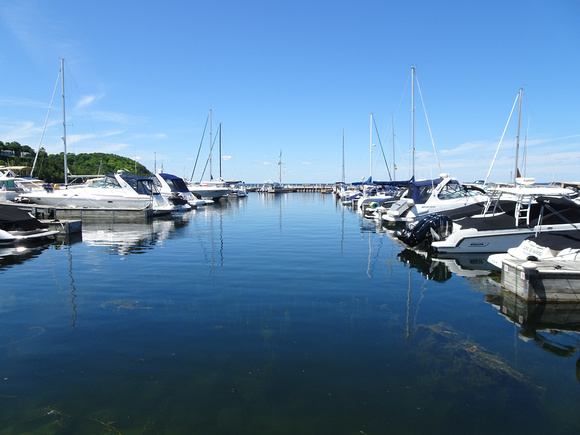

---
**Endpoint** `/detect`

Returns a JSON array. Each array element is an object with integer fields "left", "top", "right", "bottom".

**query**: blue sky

[{"left": 1, "top": 0, "right": 579, "bottom": 184}]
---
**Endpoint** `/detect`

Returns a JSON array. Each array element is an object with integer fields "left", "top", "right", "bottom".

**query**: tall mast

[
  {"left": 411, "top": 66, "right": 415, "bottom": 179},
  {"left": 341, "top": 129, "right": 345, "bottom": 184},
  {"left": 369, "top": 113, "right": 373, "bottom": 180},
  {"left": 279, "top": 150, "right": 282, "bottom": 184},
  {"left": 209, "top": 109, "right": 212, "bottom": 180},
  {"left": 514, "top": 88, "right": 523, "bottom": 184},
  {"left": 392, "top": 115, "right": 395, "bottom": 178},
  {"left": 219, "top": 123, "right": 222, "bottom": 180},
  {"left": 61, "top": 58, "right": 68, "bottom": 186}
]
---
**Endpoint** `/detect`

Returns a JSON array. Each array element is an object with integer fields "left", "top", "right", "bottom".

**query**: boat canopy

[
  {"left": 156, "top": 173, "right": 189, "bottom": 193},
  {"left": 405, "top": 177, "right": 446, "bottom": 205},
  {"left": 351, "top": 177, "right": 413, "bottom": 187},
  {"left": 0, "top": 205, "right": 48, "bottom": 231}
]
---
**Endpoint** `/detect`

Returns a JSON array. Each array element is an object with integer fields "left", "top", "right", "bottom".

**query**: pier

[{"left": 247, "top": 184, "right": 334, "bottom": 193}]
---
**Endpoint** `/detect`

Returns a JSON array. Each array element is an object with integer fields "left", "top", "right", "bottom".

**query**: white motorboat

[
  {"left": 488, "top": 230, "right": 580, "bottom": 268},
  {"left": 151, "top": 171, "right": 208, "bottom": 209},
  {"left": 17, "top": 171, "right": 175, "bottom": 214},
  {"left": 0, "top": 166, "right": 44, "bottom": 201},
  {"left": 402, "top": 186, "right": 580, "bottom": 254},
  {"left": 225, "top": 181, "right": 247, "bottom": 197},
  {"left": 382, "top": 174, "right": 489, "bottom": 224}
]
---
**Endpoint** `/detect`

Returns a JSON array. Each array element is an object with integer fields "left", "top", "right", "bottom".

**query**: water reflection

[
  {"left": 486, "top": 290, "right": 580, "bottom": 360},
  {"left": 81, "top": 213, "right": 190, "bottom": 255},
  {"left": 397, "top": 248, "right": 452, "bottom": 282},
  {"left": 0, "top": 241, "right": 59, "bottom": 272}
]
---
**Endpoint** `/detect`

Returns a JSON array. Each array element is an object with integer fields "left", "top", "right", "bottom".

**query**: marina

[{"left": 1, "top": 192, "right": 579, "bottom": 434}]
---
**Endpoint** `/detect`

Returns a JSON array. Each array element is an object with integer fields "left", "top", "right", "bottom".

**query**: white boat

[
  {"left": 382, "top": 174, "right": 488, "bottom": 223},
  {"left": 421, "top": 188, "right": 580, "bottom": 254},
  {"left": 225, "top": 181, "right": 247, "bottom": 197},
  {"left": 0, "top": 204, "right": 59, "bottom": 245},
  {"left": 488, "top": 230, "right": 580, "bottom": 268},
  {"left": 151, "top": 171, "right": 207, "bottom": 209},
  {"left": 0, "top": 166, "right": 44, "bottom": 201},
  {"left": 259, "top": 180, "right": 284, "bottom": 193},
  {"left": 260, "top": 150, "right": 285, "bottom": 194},
  {"left": 187, "top": 179, "right": 231, "bottom": 200},
  {"left": 17, "top": 171, "right": 175, "bottom": 214}
]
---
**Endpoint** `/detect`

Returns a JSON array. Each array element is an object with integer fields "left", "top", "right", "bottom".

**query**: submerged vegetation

[{"left": 0, "top": 140, "right": 151, "bottom": 183}]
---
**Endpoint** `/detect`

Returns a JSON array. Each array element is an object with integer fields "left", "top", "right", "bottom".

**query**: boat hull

[{"left": 431, "top": 224, "right": 580, "bottom": 254}]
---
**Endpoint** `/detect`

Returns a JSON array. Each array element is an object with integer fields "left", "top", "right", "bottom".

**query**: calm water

[{"left": 1, "top": 193, "right": 579, "bottom": 434}]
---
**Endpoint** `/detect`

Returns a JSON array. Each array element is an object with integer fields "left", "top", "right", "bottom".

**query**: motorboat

[
  {"left": 488, "top": 230, "right": 580, "bottom": 268},
  {"left": 225, "top": 181, "right": 247, "bottom": 197},
  {"left": 356, "top": 182, "right": 406, "bottom": 212},
  {"left": 0, "top": 204, "right": 59, "bottom": 245},
  {"left": 151, "top": 171, "right": 208, "bottom": 209},
  {"left": 382, "top": 174, "right": 489, "bottom": 224},
  {"left": 16, "top": 171, "right": 175, "bottom": 215},
  {"left": 402, "top": 185, "right": 580, "bottom": 254},
  {"left": 0, "top": 166, "right": 44, "bottom": 201},
  {"left": 259, "top": 181, "right": 285, "bottom": 193}
]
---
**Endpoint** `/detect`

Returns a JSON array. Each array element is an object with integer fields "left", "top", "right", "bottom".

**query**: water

[{"left": 1, "top": 193, "right": 579, "bottom": 434}]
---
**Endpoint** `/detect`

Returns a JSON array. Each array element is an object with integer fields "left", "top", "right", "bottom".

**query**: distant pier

[{"left": 247, "top": 184, "right": 334, "bottom": 193}]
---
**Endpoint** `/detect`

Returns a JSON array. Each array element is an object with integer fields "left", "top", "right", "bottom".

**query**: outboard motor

[
  {"left": 396, "top": 213, "right": 453, "bottom": 247},
  {"left": 168, "top": 193, "right": 188, "bottom": 206}
]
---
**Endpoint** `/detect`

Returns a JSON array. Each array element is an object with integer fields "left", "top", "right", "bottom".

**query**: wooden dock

[{"left": 498, "top": 258, "right": 580, "bottom": 302}]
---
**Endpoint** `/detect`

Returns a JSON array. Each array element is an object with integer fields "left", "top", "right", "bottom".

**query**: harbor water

[{"left": 1, "top": 193, "right": 579, "bottom": 434}]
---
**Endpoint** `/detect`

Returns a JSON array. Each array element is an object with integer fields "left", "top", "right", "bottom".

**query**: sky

[{"left": 0, "top": 0, "right": 579, "bottom": 184}]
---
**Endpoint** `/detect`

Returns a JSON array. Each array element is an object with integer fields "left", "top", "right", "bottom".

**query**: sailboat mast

[
  {"left": 341, "top": 129, "right": 345, "bottom": 184},
  {"left": 369, "top": 113, "right": 373, "bottom": 180},
  {"left": 278, "top": 150, "right": 282, "bottom": 184},
  {"left": 411, "top": 66, "right": 415, "bottom": 179},
  {"left": 392, "top": 115, "right": 395, "bottom": 178},
  {"left": 514, "top": 88, "right": 523, "bottom": 184},
  {"left": 61, "top": 58, "right": 68, "bottom": 186},
  {"left": 219, "top": 123, "right": 222, "bottom": 180},
  {"left": 209, "top": 109, "right": 213, "bottom": 180}
]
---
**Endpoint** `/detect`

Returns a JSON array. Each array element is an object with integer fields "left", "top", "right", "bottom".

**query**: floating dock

[
  {"left": 19, "top": 203, "right": 154, "bottom": 223},
  {"left": 498, "top": 258, "right": 580, "bottom": 302}
]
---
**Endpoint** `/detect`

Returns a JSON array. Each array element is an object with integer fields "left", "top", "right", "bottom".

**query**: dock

[
  {"left": 246, "top": 184, "right": 334, "bottom": 193},
  {"left": 498, "top": 257, "right": 580, "bottom": 302},
  {"left": 2, "top": 201, "right": 160, "bottom": 239}
]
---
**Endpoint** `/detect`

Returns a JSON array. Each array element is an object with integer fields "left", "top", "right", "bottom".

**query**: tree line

[{"left": 0, "top": 140, "right": 151, "bottom": 183}]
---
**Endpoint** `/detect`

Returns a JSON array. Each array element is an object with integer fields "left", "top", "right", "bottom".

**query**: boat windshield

[
  {"left": 89, "top": 175, "right": 122, "bottom": 189},
  {"left": 165, "top": 177, "right": 188, "bottom": 192},
  {"left": 125, "top": 178, "right": 153, "bottom": 195},
  {"left": 438, "top": 182, "right": 476, "bottom": 200}
]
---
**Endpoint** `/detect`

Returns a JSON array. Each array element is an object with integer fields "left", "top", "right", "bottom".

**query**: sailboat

[
  {"left": 380, "top": 66, "right": 486, "bottom": 224},
  {"left": 260, "top": 150, "right": 285, "bottom": 193},
  {"left": 187, "top": 110, "right": 232, "bottom": 200},
  {"left": 17, "top": 59, "right": 174, "bottom": 214}
]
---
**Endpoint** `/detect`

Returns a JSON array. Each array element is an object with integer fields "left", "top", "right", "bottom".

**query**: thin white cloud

[
  {"left": 75, "top": 95, "right": 96, "bottom": 110},
  {"left": 0, "top": 96, "right": 49, "bottom": 109}
]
